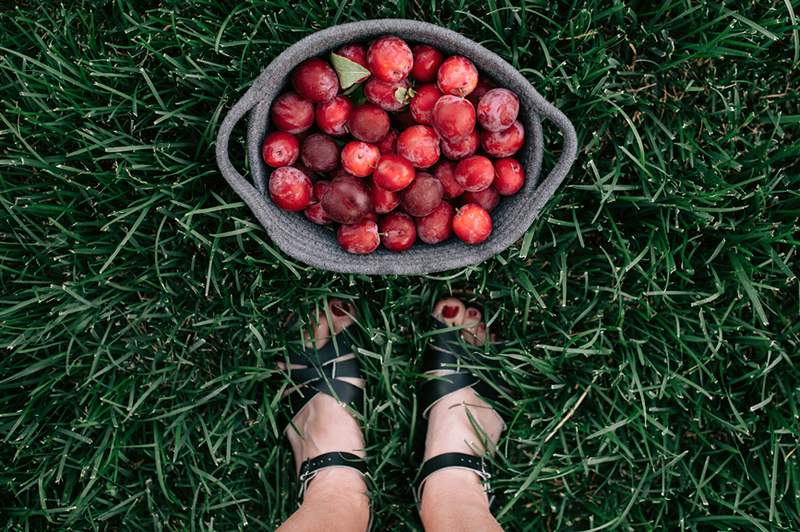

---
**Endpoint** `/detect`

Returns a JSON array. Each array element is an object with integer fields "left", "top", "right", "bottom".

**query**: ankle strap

[
  {"left": 415, "top": 452, "right": 492, "bottom": 505},
  {"left": 297, "top": 451, "right": 367, "bottom": 500}
]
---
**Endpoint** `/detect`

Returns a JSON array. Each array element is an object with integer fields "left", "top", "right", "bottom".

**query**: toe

[
  {"left": 464, "top": 322, "right": 487, "bottom": 345},
  {"left": 301, "top": 299, "right": 356, "bottom": 349},
  {"left": 328, "top": 299, "right": 356, "bottom": 334},
  {"left": 462, "top": 307, "right": 486, "bottom": 345},
  {"left": 463, "top": 307, "right": 481, "bottom": 328},
  {"left": 433, "top": 297, "right": 465, "bottom": 327},
  {"left": 304, "top": 308, "right": 331, "bottom": 350}
]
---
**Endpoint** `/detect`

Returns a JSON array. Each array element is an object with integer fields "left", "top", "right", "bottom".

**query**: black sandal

[
  {"left": 279, "top": 322, "right": 369, "bottom": 505},
  {"left": 415, "top": 315, "right": 508, "bottom": 507}
]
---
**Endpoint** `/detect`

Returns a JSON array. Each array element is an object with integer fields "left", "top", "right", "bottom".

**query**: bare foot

[
  {"left": 420, "top": 297, "right": 505, "bottom": 511},
  {"left": 278, "top": 300, "right": 370, "bottom": 532},
  {"left": 279, "top": 299, "right": 368, "bottom": 516},
  {"left": 425, "top": 297, "right": 504, "bottom": 460}
]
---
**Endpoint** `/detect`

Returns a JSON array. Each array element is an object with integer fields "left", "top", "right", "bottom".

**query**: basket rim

[{"left": 215, "top": 19, "right": 578, "bottom": 275}]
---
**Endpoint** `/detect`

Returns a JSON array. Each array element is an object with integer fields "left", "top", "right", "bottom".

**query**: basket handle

[
  {"left": 215, "top": 89, "right": 272, "bottom": 222},
  {"left": 530, "top": 97, "right": 579, "bottom": 213}
]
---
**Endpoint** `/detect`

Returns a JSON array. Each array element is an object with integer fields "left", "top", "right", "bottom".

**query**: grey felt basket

[{"left": 216, "top": 19, "right": 577, "bottom": 275}]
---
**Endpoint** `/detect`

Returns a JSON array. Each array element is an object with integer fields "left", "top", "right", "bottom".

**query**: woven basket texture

[{"left": 216, "top": 19, "right": 577, "bottom": 275}]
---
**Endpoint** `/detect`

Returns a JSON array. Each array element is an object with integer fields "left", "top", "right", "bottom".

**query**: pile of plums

[{"left": 264, "top": 35, "right": 526, "bottom": 254}]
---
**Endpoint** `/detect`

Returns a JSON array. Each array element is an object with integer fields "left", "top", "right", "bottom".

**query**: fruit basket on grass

[{"left": 216, "top": 19, "right": 577, "bottom": 275}]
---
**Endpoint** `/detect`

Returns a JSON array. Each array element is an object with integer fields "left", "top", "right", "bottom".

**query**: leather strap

[
  {"left": 282, "top": 331, "right": 364, "bottom": 423},
  {"left": 419, "top": 321, "right": 505, "bottom": 418},
  {"left": 288, "top": 333, "right": 355, "bottom": 367},
  {"left": 416, "top": 317, "right": 505, "bottom": 509},
  {"left": 415, "top": 452, "right": 492, "bottom": 504},
  {"left": 422, "top": 326, "right": 464, "bottom": 372},
  {"left": 420, "top": 372, "right": 477, "bottom": 417},
  {"left": 298, "top": 451, "right": 368, "bottom": 500},
  {"left": 288, "top": 356, "right": 362, "bottom": 382}
]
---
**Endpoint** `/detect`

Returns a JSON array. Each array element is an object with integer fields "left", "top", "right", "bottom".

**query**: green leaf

[
  {"left": 330, "top": 52, "right": 370, "bottom": 90},
  {"left": 394, "top": 86, "right": 414, "bottom": 106},
  {"left": 343, "top": 82, "right": 367, "bottom": 105}
]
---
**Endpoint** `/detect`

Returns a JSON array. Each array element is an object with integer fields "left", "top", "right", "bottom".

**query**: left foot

[
  {"left": 277, "top": 299, "right": 370, "bottom": 531},
  {"left": 280, "top": 299, "right": 366, "bottom": 472}
]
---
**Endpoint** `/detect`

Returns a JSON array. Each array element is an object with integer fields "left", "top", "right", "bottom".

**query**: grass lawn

[{"left": 1, "top": 1, "right": 799, "bottom": 529}]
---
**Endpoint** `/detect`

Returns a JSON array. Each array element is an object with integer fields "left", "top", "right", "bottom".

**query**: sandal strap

[
  {"left": 298, "top": 451, "right": 367, "bottom": 500},
  {"left": 286, "top": 378, "right": 364, "bottom": 423},
  {"left": 420, "top": 321, "right": 504, "bottom": 419},
  {"left": 415, "top": 452, "right": 492, "bottom": 504},
  {"left": 282, "top": 330, "right": 364, "bottom": 424},
  {"left": 288, "top": 355, "right": 362, "bottom": 383},
  {"left": 288, "top": 333, "right": 355, "bottom": 367},
  {"left": 422, "top": 324, "right": 463, "bottom": 372},
  {"left": 420, "top": 372, "right": 476, "bottom": 417},
  {"left": 420, "top": 374, "right": 502, "bottom": 418}
]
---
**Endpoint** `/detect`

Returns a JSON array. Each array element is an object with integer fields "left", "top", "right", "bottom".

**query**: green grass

[{"left": 1, "top": 0, "right": 799, "bottom": 529}]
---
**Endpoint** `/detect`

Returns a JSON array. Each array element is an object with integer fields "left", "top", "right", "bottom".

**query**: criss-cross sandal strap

[
  {"left": 287, "top": 377, "right": 364, "bottom": 420},
  {"left": 415, "top": 452, "right": 492, "bottom": 504},
  {"left": 288, "top": 331, "right": 357, "bottom": 369},
  {"left": 282, "top": 323, "right": 371, "bottom": 529},
  {"left": 419, "top": 321, "right": 503, "bottom": 419},
  {"left": 416, "top": 317, "right": 507, "bottom": 509},
  {"left": 286, "top": 355, "right": 363, "bottom": 383},
  {"left": 421, "top": 324, "right": 464, "bottom": 372},
  {"left": 282, "top": 332, "right": 365, "bottom": 421}
]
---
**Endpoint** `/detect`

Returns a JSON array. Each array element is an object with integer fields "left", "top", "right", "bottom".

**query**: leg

[
  {"left": 419, "top": 470, "right": 501, "bottom": 532},
  {"left": 277, "top": 300, "right": 370, "bottom": 532},
  {"left": 277, "top": 437, "right": 369, "bottom": 532},
  {"left": 420, "top": 297, "right": 504, "bottom": 532}
]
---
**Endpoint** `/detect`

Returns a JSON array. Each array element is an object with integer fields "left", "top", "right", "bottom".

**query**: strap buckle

[
  {"left": 478, "top": 456, "right": 491, "bottom": 480},
  {"left": 298, "top": 466, "right": 314, "bottom": 484},
  {"left": 297, "top": 452, "right": 368, "bottom": 502},
  {"left": 414, "top": 452, "right": 493, "bottom": 511},
  {"left": 297, "top": 460, "right": 317, "bottom": 499}
]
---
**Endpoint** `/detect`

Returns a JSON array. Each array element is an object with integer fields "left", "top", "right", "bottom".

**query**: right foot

[{"left": 421, "top": 297, "right": 505, "bottom": 502}]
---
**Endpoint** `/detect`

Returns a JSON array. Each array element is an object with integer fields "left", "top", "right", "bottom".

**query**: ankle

[
  {"left": 424, "top": 401, "right": 489, "bottom": 459},
  {"left": 305, "top": 467, "right": 369, "bottom": 501},
  {"left": 425, "top": 418, "right": 473, "bottom": 460},
  {"left": 419, "top": 468, "right": 490, "bottom": 516},
  {"left": 303, "top": 468, "right": 370, "bottom": 523},
  {"left": 286, "top": 394, "right": 366, "bottom": 470}
]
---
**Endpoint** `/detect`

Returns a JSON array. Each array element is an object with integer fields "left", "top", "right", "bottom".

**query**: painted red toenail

[
  {"left": 331, "top": 304, "right": 347, "bottom": 317},
  {"left": 442, "top": 304, "right": 459, "bottom": 318}
]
